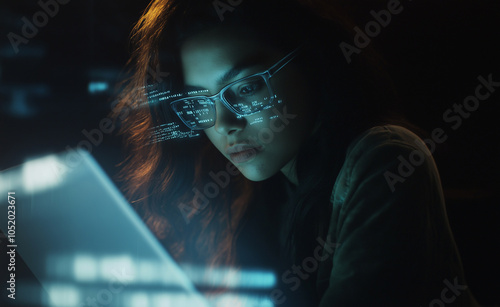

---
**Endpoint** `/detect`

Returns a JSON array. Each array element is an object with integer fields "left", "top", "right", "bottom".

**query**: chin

[{"left": 239, "top": 169, "right": 275, "bottom": 182}]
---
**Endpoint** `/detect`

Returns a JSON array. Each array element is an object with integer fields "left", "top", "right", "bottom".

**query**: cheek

[{"left": 204, "top": 129, "right": 225, "bottom": 153}]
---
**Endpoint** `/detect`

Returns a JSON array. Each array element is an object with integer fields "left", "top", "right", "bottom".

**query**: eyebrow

[
  {"left": 216, "top": 53, "right": 268, "bottom": 86},
  {"left": 183, "top": 52, "right": 271, "bottom": 94}
]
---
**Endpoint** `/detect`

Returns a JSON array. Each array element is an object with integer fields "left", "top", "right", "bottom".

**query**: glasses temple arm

[{"left": 267, "top": 46, "right": 303, "bottom": 77}]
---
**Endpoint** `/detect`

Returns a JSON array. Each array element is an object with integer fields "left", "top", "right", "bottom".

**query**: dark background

[{"left": 1, "top": 0, "right": 499, "bottom": 305}]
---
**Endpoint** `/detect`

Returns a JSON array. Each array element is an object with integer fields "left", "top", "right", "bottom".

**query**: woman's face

[{"left": 180, "top": 28, "right": 318, "bottom": 182}]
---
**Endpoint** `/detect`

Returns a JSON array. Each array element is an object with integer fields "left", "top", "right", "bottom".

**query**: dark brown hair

[{"left": 112, "top": 0, "right": 404, "bottom": 273}]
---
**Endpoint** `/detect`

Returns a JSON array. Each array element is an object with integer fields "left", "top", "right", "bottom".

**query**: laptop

[{"left": 0, "top": 149, "right": 276, "bottom": 307}]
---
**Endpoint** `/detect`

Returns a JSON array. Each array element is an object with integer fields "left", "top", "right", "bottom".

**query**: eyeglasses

[{"left": 170, "top": 46, "right": 302, "bottom": 130}]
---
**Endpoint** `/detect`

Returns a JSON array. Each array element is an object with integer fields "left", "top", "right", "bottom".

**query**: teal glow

[
  {"left": 88, "top": 81, "right": 109, "bottom": 94},
  {"left": 22, "top": 155, "right": 67, "bottom": 193},
  {"left": 181, "top": 264, "right": 277, "bottom": 289},
  {"left": 129, "top": 292, "right": 150, "bottom": 307},
  {"left": 45, "top": 284, "right": 81, "bottom": 307},
  {"left": 73, "top": 254, "right": 98, "bottom": 281}
]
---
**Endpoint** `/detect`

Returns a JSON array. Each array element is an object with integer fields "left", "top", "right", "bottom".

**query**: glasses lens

[
  {"left": 222, "top": 75, "right": 272, "bottom": 114},
  {"left": 171, "top": 97, "right": 215, "bottom": 129}
]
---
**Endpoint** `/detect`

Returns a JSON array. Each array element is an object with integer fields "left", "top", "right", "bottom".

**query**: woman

[{"left": 113, "top": 0, "right": 480, "bottom": 306}]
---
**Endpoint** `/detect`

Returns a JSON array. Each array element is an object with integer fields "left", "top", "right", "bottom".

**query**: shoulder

[
  {"left": 346, "top": 124, "right": 430, "bottom": 166},
  {"left": 332, "top": 124, "right": 440, "bottom": 203},
  {"left": 319, "top": 125, "right": 476, "bottom": 306}
]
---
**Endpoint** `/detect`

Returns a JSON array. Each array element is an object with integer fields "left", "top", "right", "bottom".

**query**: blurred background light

[
  {"left": 22, "top": 154, "right": 67, "bottom": 193},
  {"left": 181, "top": 264, "right": 277, "bottom": 289},
  {"left": 73, "top": 254, "right": 99, "bottom": 282},
  {"left": 129, "top": 292, "right": 150, "bottom": 307},
  {"left": 88, "top": 81, "right": 109, "bottom": 94},
  {"left": 45, "top": 284, "right": 81, "bottom": 307}
]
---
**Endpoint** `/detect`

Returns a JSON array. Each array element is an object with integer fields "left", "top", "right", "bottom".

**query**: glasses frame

[{"left": 170, "top": 46, "right": 302, "bottom": 130}]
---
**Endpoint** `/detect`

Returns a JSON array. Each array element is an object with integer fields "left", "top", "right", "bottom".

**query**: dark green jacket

[
  {"left": 236, "top": 125, "right": 480, "bottom": 306},
  {"left": 314, "top": 125, "right": 480, "bottom": 306}
]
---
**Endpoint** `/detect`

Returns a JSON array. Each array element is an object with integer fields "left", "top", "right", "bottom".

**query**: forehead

[
  {"left": 180, "top": 27, "right": 262, "bottom": 62},
  {"left": 179, "top": 28, "right": 280, "bottom": 89}
]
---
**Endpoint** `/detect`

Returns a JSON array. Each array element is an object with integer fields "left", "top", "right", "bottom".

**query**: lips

[{"left": 226, "top": 144, "right": 263, "bottom": 163}]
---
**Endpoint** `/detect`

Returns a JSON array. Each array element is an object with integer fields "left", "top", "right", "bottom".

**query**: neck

[{"left": 281, "top": 156, "right": 299, "bottom": 186}]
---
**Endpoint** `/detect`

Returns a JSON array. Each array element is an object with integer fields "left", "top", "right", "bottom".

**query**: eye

[{"left": 238, "top": 81, "right": 263, "bottom": 96}]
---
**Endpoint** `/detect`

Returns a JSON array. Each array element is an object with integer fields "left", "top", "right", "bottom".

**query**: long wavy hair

[{"left": 112, "top": 0, "right": 406, "bottom": 275}]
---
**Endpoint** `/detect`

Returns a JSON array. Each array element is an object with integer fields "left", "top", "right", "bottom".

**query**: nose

[{"left": 213, "top": 99, "right": 246, "bottom": 135}]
